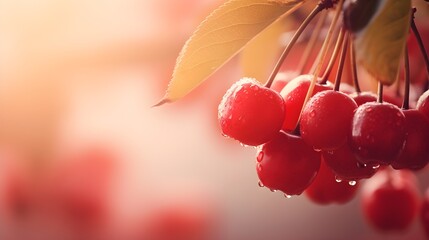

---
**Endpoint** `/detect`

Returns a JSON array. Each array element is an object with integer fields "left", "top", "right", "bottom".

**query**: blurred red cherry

[
  {"left": 44, "top": 146, "right": 117, "bottom": 233},
  {"left": 361, "top": 169, "right": 420, "bottom": 232}
]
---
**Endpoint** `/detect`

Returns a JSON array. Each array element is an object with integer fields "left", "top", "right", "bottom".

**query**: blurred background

[{"left": 0, "top": 0, "right": 428, "bottom": 239}]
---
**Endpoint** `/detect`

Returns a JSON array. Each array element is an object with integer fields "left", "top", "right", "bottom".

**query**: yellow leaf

[
  {"left": 240, "top": 17, "right": 294, "bottom": 83},
  {"left": 354, "top": 0, "right": 411, "bottom": 86},
  {"left": 157, "top": 0, "right": 305, "bottom": 105}
]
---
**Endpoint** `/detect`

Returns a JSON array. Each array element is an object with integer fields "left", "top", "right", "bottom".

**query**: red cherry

[
  {"left": 361, "top": 169, "right": 420, "bottom": 232},
  {"left": 391, "top": 109, "right": 429, "bottom": 170},
  {"left": 280, "top": 74, "right": 332, "bottom": 131},
  {"left": 417, "top": 90, "right": 429, "bottom": 119},
  {"left": 300, "top": 90, "right": 357, "bottom": 150},
  {"left": 218, "top": 78, "right": 285, "bottom": 146},
  {"left": 0, "top": 160, "right": 35, "bottom": 221},
  {"left": 322, "top": 144, "right": 377, "bottom": 181},
  {"left": 305, "top": 158, "right": 359, "bottom": 205},
  {"left": 350, "top": 102, "right": 406, "bottom": 166},
  {"left": 143, "top": 201, "right": 215, "bottom": 240},
  {"left": 256, "top": 132, "right": 320, "bottom": 196},
  {"left": 349, "top": 92, "right": 377, "bottom": 106},
  {"left": 45, "top": 147, "right": 116, "bottom": 230}
]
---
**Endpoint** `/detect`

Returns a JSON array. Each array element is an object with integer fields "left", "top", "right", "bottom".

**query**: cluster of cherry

[
  {"left": 218, "top": 71, "right": 429, "bottom": 231},
  {"left": 215, "top": 0, "right": 429, "bottom": 234}
]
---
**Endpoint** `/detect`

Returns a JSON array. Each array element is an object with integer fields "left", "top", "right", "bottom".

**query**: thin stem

[
  {"left": 349, "top": 36, "right": 361, "bottom": 93},
  {"left": 294, "top": 0, "right": 344, "bottom": 133},
  {"left": 410, "top": 9, "right": 429, "bottom": 90},
  {"left": 297, "top": 10, "right": 328, "bottom": 74},
  {"left": 377, "top": 82, "right": 384, "bottom": 103},
  {"left": 402, "top": 46, "right": 410, "bottom": 110},
  {"left": 321, "top": 27, "right": 346, "bottom": 84},
  {"left": 334, "top": 33, "right": 349, "bottom": 91},
  {"left": 265, "top": 3, "right": 324, "bottom": 88}
]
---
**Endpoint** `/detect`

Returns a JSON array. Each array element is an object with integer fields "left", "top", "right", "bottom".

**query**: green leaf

[
  {"left": 353, "top": 0, "right": 411, "bottom": 86},
  {"left": 157, "top": 0, "right": 305, "bottom": 105}
]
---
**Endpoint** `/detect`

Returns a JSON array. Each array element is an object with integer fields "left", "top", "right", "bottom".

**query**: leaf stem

[
  {"left": 321, "top": 27, "right": 346, "bottom": 84},
  {"left": 402, "top": 46, "right": 410, "bottom": 110},
  {"left": 334, "top": 32, "right": 349, "bottom": 91},
  {"left": 265, "top": 3, "right": 324, "bottom": 88}
]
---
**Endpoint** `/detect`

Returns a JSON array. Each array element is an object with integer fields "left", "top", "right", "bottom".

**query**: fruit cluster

[
  {"left": 217, "top": 0, "right": 429, "bottom": 233},
  {"left": 211, "top": 0, "right": 429, "bottom": 236},
  {"left": 218, "top": 73, "right": 429, "bottom": 231},
  {"left": 219, "top": 74, "right": 429, "bottom": 190}
]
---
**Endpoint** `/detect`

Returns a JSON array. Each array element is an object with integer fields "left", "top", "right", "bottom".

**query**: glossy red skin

[
  {"left": 256, "top": 132, "right": 321, "bottom": 196},
  {"left": 417, "top": 90, "right": 429, "bottom": 119},
  {"left": 280, "top": 75, "right": 332, "bottom": 132},
  {"left": 350, "top": 102, "right": 406, "bottom": 166},
  {"left": 362, "top": 169, "right": 420, "bottom": 232},
  {"left": 391, "top": 109, "right": 429, "bottom": 170},
  {"left": 421, "top": 189, "right": 429, "bottom": 238},
  {"left": 322, "top": 144, "right": 377, "bottom": 181},
  {"left": 349, "top": 92, "right": 377, "bottom": 106},
  {"left": 300, "top": 91, "right": 357, "bottom": 150},
  {"left": 218, "top": 78, "right": 285, "bottom": 146},
  {"left": 305, "top": 158, "right": 358, "bottom": 205}
]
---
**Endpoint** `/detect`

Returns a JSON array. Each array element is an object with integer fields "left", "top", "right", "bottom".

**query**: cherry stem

[
  {"left": 402, "top": 46, "right": 410, "bottom": 110},
  {"left": 349, "top": 37, "right": 361, "bottom": 93},
  {"left": 377, "top": 82, "right": 384, "bottom": 103},
  {"left": 334, "top": 32, "right": 349, "bottom": 92},
  {"left": 410, "top": 8, "right": 429, "bottom": 90},
  {"left": 265, "top": 3, "right": 324, "bottom": 88},
  {"left": 293, "top": 0, "right": 344, "bottom": 133},
  {"left": 321, "top": 27, "right": 346, "bottom": 84},
  {"left": 297, "top": 11, "right": 328, "bottom": 74}
]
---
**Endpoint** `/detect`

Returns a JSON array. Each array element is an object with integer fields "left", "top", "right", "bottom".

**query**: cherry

[
  {"left": 350, "top": 102, "right": 407, "bottom": 166},
  {"left": 417, "top": 89, "right": 429, "bottom": 119},
  {"left": 256, "top": 131, "right": 320, "bottom": 196},
  {"left": 300, "top": 90, "right": 357, "bottom": 150},
  {"left": 218, "top": 77, "right": 285, "bottom": 146},
  {"left": 361, "top": 169, "right": 420, "bottom": 232},
  {"left": 45, "top": 147, "right": 116, "bottom": 230},
  {"left": 349, "top": 92, "right": 377, "bottom": 106},
  {"left": 280, "top": 74, "right": 332, "bottom": 131},
  {"left": 322, "top": 144, "right": 377, "bottom": 181},
  {"left": 305, "top": 158, "right": 358, "bottom": 205},
  {"left": 391, "top": 109, "right": 429, "bottom": 170},
  {"left": 143, "top": 201, "right": 215, "bottom": 240},
  {"left": 0, "top": 159, "right": 36, "bottom": 221}
]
